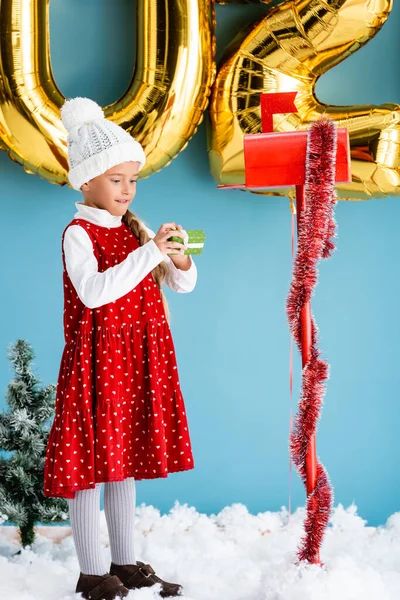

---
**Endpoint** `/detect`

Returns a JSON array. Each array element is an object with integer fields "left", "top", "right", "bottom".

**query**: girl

[{"left": 44, "top": 97, "right": 197, "bottom": 600}]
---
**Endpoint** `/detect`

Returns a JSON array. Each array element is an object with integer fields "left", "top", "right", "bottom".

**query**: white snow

[{"left": 1, "top": 502, "right": 400, "bottom": 600}]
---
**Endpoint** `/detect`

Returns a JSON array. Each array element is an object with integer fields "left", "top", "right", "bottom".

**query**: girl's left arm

[{"left": 145, "top": 226, "right": 197, "bottom": 293}]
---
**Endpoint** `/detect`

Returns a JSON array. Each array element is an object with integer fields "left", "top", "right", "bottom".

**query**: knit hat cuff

[{"left": 68, "top": 141, "right": 146, "bottom": 190}]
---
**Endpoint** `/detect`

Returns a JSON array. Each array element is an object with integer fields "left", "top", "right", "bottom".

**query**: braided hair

[{"left": 122, "top": 210, "right": 170, "bottom": 322}]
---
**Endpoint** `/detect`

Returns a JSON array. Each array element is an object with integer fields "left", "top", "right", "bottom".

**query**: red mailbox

[
  {"left": 244, "top": 92, "right": 351, "bottom": 188},
  {"left": 241, "top": 92, "right": 351, "bottom": 564}
]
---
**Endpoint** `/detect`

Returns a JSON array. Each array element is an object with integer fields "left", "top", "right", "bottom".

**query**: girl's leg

[
  {"left": 68, "top": 483, "right": 108, "bottom": 575},
  {"left": 103, "top": 477, "right": 137, "bottom": 565}
]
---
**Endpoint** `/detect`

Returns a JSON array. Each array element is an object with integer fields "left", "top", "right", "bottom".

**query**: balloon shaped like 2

[
  {"left": 0, "top": 0, "right": 216, "bottom": 186},
  {"left": 209, "top": 0, "right": 399, "bottom": 200}
]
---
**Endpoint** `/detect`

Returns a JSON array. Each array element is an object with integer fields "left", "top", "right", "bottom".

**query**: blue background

[{"left": 0, "top": 1, "right": 399, "bottom": 526}]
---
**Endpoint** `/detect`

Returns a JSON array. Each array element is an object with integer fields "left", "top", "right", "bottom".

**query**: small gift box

[{"left": 168, "top": 230, "right": 206, "bottom": 255}]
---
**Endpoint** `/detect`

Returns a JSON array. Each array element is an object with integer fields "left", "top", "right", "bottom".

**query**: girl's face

[{"left": 80, "top": 161, "right": 141, "bottom": 216}]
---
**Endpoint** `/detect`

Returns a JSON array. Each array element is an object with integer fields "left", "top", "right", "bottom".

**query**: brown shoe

[
  {"left": 75, "top": 572, "right": 129, "bottom": 600},
  {"left": 110, "top": 561, "right": 183, "bottom": 598}
]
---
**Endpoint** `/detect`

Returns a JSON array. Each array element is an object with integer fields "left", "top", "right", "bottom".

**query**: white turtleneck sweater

[{"left": 63, "top": 203, "right": 197, "bottom": 309}]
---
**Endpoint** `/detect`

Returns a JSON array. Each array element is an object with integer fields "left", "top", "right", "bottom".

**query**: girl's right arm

[{"left": 63, "top": 225, "right": 165, "bottom": 309}]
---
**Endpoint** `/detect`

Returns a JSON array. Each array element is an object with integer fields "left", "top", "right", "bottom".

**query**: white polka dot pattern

[{"left": 43, "top": 219, "right": 194, "bottom": 499}]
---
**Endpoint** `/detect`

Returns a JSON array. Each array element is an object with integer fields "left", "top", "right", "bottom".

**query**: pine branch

[{"left": 0, "top": 339, "right": 69, "bottom": 546}]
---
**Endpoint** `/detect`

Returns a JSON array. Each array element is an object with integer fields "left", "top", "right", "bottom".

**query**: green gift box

[{"left": 167, "top": 229, "right": 206, "bottom": 255}]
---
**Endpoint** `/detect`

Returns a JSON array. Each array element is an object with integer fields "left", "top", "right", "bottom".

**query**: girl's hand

[{"left": 153, "top": 223, "right": 187, "bottom": 255}]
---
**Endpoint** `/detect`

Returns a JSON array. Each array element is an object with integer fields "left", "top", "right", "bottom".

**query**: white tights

[{"left": 68, "top": 477, "right": 136, "bottom": 575}]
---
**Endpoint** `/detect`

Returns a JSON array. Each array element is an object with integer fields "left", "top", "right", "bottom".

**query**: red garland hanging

[{"left": 286, "top": 118, "right": 337, "bottom": 563}]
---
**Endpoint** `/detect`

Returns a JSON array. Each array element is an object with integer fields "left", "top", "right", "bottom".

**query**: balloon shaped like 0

[{"left": 0, "top": 0, "right": 216, "bottom": 186}]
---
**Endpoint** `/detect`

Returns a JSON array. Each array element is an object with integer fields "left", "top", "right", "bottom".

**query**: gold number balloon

[
  {"left": 0, "top": 0, "right": 216, "bottom": 186},
  {"left": 208, "top": 0, "right": 399, "bottom": 201},
  {"left": 0, "top": 0, "right": 398, "bottom": 200}
]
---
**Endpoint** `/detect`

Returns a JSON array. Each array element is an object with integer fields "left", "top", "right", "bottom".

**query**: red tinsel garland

[{"left": 286, "top": 118, "right": 337, "bottom": 563}]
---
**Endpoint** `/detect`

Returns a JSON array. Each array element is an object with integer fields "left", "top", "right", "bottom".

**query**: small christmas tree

[{"left": 0, "top": 340, "right": 69, "bottom": 548}]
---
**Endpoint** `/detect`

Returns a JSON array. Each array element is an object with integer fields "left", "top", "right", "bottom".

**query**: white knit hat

[{"left": 61, "top": 97, "right": 146, "bottom": 190}]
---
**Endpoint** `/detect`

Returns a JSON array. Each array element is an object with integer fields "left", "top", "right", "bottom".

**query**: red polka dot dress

[{"left": 44, "top": 216, "right": 194, "bottom": 499}]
